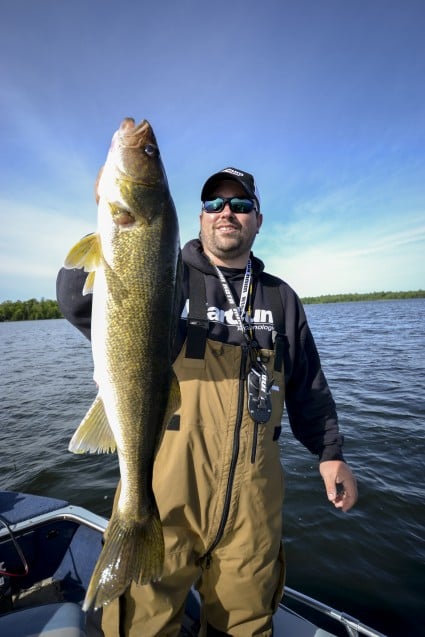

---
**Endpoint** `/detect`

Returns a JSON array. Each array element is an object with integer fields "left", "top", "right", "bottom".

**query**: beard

[{"left": 200, "top": 224, "right": 256, "bottom": 263}]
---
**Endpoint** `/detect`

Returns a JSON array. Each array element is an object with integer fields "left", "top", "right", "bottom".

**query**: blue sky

[{"left": 1, "top": 0, "right": 424, "bottom": 301}]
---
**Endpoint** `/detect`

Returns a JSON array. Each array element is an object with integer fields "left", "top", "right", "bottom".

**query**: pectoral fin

[
  {"left": 64, "top": 233, "right": 101, "bottom": 272},
  {"left": 165, "top": 370, "right": 181, "bottom": 425},
  {"left": 69, "top": 394, "right": 116, "bottom": 454},
  {"left": 154, "top": 371, "right": 181, "bottom": 454},
  {"left": 83, "top": 271, "right": 96, "bottom": 295}
]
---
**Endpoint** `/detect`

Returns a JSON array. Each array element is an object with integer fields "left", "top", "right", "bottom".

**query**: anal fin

[{"left": 68, "top": 394, "right": 116, "bottom": 454}]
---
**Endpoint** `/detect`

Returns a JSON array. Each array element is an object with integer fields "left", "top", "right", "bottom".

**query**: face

[{"left": 200, "top": 180, "right": 263, "bottom": 267}]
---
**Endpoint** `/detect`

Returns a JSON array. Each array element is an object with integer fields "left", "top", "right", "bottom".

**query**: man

[{"left": 57, "top": 167, "right": 357, "bottom": 637}]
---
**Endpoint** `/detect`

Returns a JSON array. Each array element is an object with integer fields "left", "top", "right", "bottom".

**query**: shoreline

[
  {"left": 301, "top": 290, "right": 425, "bottom": 304},
  {"left": 0, "top": 290, "right": 424, "bottom": 321}
]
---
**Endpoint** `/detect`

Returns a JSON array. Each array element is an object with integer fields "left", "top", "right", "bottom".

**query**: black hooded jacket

[{"left": 56, "top": 238, "right": 344, "bottom": 462}]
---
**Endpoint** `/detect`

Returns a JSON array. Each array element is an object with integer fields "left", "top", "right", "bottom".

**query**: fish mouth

[
  {"left": 114, "top": 118, "right": 161, "bottom": 188},
  {"left": 120, "top": 119, "right": 153, "bottom": 149},
  {"left": 134, "top": 119, "right": 150, "bottom": 134}
]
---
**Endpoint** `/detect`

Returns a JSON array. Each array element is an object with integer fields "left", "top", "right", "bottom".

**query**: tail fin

[{"left": 83, "top": 508, "right": 164, "bottom": 611}]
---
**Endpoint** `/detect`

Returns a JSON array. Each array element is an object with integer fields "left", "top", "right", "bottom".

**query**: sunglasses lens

[
  {"left": 229, "top": 198, "right": 255, "bottom": 213},
  {"left": 203, "top": 197, "right": 255, "bottom": 214},
  {"left": 203, "top": 198, "right": 225, "bottom": 213}
]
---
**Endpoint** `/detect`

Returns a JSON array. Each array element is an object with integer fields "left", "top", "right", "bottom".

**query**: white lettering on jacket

[{"left": 182, "top": 301, "right": 274, "bottom": 330}]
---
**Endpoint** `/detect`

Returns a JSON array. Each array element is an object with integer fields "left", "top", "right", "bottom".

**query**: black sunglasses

[{"left": 202, "top": 196, "right": 257, "bottom": 214}]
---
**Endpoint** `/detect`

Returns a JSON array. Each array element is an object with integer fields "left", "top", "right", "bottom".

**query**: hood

[{"left": 182, "top": 239, "right": 265, "bottom": 279}]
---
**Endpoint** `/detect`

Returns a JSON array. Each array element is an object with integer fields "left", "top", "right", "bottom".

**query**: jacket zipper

[{"left": 200, "top": 345, "right": 248, "bottom": 568}]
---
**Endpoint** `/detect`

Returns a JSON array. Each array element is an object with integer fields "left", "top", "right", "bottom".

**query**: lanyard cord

[{"left": 212, "top": 259, "right": 257, "bottom": 348}]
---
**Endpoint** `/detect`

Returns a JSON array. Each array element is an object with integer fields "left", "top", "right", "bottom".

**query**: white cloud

[
  {"left": 0, "top": 197, "right": 94, "bottom": 300},
  {"left": 258, "top": 216, "right": 425, "bottom": 296}
]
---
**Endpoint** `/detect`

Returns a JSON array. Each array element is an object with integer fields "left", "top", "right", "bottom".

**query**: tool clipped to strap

[
  {"left": 247, "top": 359, "right": 273, "bottom": 424},
  {"left": 247, "top": 339, "right": 274, "bottom": 463}
]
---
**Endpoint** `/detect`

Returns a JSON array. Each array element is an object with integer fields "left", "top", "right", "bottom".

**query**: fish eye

[{"left": 144, "top": 144, "right": 157, "bottom": 157}]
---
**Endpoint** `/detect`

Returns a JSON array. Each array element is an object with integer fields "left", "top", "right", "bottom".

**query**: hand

[{"left": 319, "top": 460, "right": 358, "bottom": 512}]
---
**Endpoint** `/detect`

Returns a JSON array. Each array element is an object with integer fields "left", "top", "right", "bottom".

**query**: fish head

[{"left": 98, "top": 120, "right": 170, "bottom": 228}]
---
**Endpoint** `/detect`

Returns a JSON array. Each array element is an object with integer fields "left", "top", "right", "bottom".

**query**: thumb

[
  {"left": 323, "top": 476, "right": 339, "bottom": 503},
  {"left": 320, "top": 461, "right": 338, "bottom": 500}
]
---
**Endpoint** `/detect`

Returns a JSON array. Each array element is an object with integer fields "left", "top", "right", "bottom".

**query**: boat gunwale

[
  {"left": 281, "top": 587, "right": 389, "bottom": 637},
  {"left": 0, "top": 505, "right": 108, "bottom": 539}
]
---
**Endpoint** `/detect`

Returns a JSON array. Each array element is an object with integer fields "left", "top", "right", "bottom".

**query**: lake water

[{"left": 1, "top": 299, "right": 424, "bottom": 637}]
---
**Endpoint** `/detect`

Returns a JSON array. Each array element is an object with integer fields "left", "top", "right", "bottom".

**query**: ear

[{"left": 256, "top": 213, "right": 263, "bottom": 233}]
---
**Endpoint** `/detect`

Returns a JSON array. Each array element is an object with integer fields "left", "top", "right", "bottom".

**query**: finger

[
  {"left": 333, "top": 483, "right": 357, "bottom": 511},
  {"left": 339, "top": 490, "right": 357, "bottom": 512},
  {"left": 323, "top": 478, "right": 339, "bottom": 503}
]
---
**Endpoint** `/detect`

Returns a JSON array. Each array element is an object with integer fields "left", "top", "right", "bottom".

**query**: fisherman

[{"left": 57, "top": 165, "right": 358, "bottom": 637}]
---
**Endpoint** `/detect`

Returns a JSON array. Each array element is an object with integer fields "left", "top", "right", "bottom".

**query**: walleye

[{"left": 64, "top": 120, "right": 181, "bottom": 610}]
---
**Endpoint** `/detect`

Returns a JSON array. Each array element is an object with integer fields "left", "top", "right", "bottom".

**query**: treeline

[
  {"left": 301, "top": 290, "right": 425, "bottom": 304},
  {"left": 1, "top": 290, "right": 424, "bottom": 322},
  {"left": 0, "top": 298, "right": 62, "bottom": 322}
]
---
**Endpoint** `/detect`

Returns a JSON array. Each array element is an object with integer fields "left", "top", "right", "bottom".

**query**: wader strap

[
  {"left": 185, "top": 266, "right": 209, "bottom": 360},
  {"left": 261, "top": 273, "right": 286, "bottom": 373}
]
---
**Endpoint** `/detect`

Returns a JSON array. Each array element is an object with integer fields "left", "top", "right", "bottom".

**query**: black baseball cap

[{"left": 201, "top": 167, "right": 261, "bottom": 210}]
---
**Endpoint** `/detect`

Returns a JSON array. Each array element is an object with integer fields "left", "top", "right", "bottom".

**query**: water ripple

[{"left": 1, "top": 300, "right": 425, "bottom": 636}]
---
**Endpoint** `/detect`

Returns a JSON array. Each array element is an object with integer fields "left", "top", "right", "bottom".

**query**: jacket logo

[
  {"left": 207, "top": 306, "right": 273, "bottom": 328},
  {"left": 182, "top": 302, "right": 274, "bottom": 331}
]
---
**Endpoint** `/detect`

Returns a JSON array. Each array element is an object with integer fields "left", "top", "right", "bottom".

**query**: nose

[{"left": 219, "top": 202, "right": 234, "bottom": 216}]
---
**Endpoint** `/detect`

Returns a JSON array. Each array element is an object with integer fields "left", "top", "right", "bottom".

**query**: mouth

[
  {"left": 122, "top": 119, "right": 152, "bottom": 149},
  {"left": 216, "top": 224, "right": 239, "bottom": 234}
]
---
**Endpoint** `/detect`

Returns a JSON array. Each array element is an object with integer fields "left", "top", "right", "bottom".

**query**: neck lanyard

[{"left": 212, "top": 259, "right": 253, "bottom": 339}]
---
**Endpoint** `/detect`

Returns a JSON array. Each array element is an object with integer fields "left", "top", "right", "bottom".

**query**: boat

[{"left": 0, "top": 491, "right": 387, "bottom": 637}]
